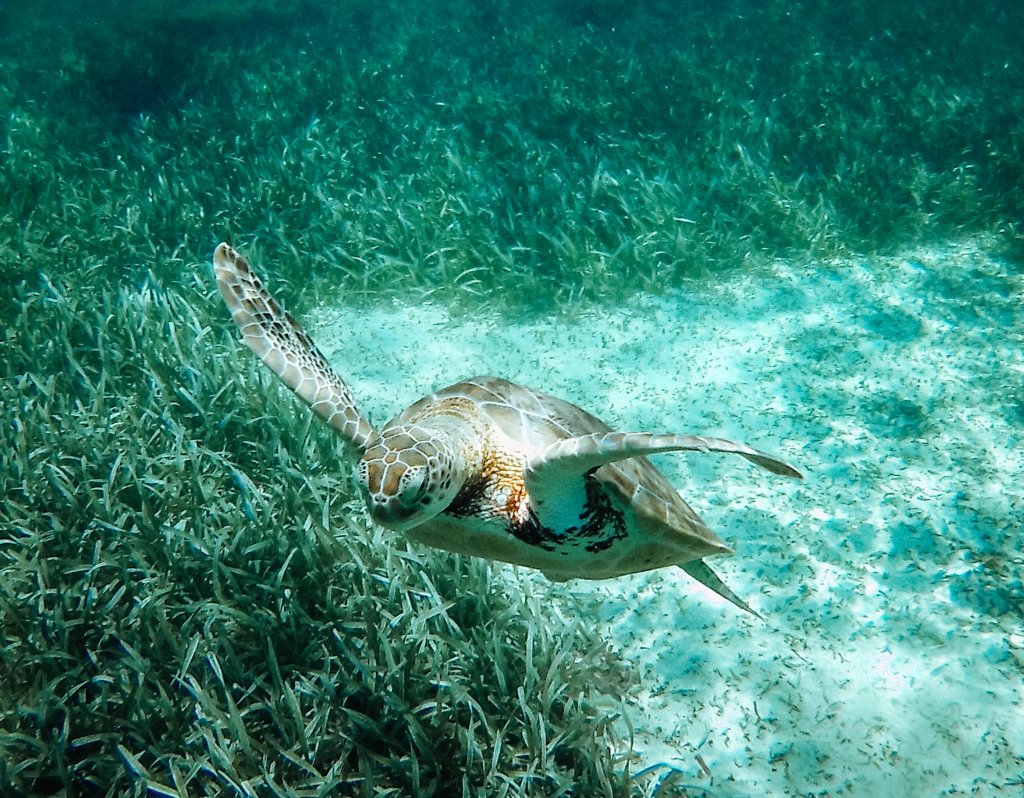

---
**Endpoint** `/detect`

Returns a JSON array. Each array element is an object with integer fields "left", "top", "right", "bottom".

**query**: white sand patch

[{"left": 310, "top": 238, "right": 1023, "bottom": 795}]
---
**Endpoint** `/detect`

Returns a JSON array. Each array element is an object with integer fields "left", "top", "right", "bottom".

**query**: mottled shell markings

[{"left": 213, "top": 242, "right": 802, "bottom": 615}]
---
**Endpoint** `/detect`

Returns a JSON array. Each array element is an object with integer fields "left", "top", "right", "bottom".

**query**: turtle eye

[{"left": 396, "top": 465, "right": 428, "bottom": 505}]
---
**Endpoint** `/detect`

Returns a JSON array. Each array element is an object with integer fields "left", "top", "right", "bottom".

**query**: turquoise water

[{"left": 1, "top": 1, "right": 1022, "bottom": 795}]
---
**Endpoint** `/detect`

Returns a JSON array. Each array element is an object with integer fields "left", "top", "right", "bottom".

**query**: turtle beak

[{"left": 366, "top": 495, "right": 420, "bottom": 531}]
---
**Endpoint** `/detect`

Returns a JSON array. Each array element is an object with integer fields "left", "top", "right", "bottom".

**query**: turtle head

[{"left": 356, "top": 424, "right": 465, "bottom": 532}]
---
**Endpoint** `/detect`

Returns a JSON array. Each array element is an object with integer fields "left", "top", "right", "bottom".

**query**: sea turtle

[{"left": 213, "top": 242, "right": 802, "bottom": 615}]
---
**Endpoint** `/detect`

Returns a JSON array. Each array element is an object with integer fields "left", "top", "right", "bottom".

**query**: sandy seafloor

[{"left": 309, "top": 239, "right": 1023, "bottom": 796}]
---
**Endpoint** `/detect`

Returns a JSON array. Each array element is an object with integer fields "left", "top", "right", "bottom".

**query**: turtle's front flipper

[
  {"left": 679, "top": 559, "right": 762, "bottom": 618},
  {"left": 213, "top": 243, "right": 377, "bottom": 454},
  {"left": 525, "top": 432, "right": 803, "bottom": 483},
  {"left": 524, "top": 431, "right": 799, "bottom": 551}
]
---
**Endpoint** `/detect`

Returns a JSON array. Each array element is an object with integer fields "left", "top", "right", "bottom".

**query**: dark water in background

[
  {"left": 2, "top": 0, "right": 1022, "bottom": 296},
  {"left": 1, "top": 1, "right": 1022, "bottom": 795}
]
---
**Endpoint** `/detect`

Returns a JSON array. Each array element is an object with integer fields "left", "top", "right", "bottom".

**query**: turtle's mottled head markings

[{"left": 357, "top": 423, "right": 467, "bottom": 532}]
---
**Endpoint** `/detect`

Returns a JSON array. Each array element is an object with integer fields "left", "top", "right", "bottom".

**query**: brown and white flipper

[
  {"left": 213, "top": 242, "right": 377, "bottom": 454},
  {"left": 525, "top": 432, "right": 803, "bottom": 483}
]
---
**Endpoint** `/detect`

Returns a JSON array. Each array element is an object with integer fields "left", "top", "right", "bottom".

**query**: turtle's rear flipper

[{"left": 679, "top": 559, "right": 762, "bottom": 619}]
